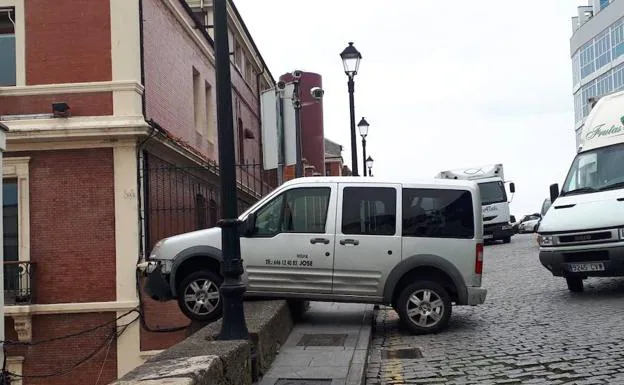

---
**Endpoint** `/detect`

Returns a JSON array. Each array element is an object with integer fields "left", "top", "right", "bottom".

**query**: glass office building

[{"left": 570, "top": 0, "right": 624, "bottom": 146}]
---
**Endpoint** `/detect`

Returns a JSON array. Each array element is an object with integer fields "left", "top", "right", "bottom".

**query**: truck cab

[
  {"left": 538, "top": 89, "right": 624, "bottom": 292},
  {"left": 436, "top": 164, "right": 516, "bottom": 243}
]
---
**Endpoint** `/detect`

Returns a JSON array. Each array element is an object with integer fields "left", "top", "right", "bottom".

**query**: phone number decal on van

[{"left": 265, "top": 259, "right": 313, "bottom": 267}]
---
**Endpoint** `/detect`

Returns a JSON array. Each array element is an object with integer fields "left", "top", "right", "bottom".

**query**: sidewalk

[{"left": 256, "top": 302, "right": 375, "bottom": 385}]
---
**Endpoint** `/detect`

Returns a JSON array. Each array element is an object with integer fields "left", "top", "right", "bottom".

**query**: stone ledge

[{"left": 110, "top": 300, "right": 299, "bottom": 385}]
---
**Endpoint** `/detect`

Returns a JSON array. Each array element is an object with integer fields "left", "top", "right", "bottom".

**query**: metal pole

[
  {"left": 213, "top": 0, "right": 249, "bottom": 340},
  {"left": 361, "top": 137, "right": 367, "bottom": 177},
  {"left": 293, "top": 81, "right": 303, "bottom": 178},
  {"left": 276, "top": 88, "right": 285, "bottom": 185},
  {"left": 347, "top": 77, "right": 358, "bottom": 176}
]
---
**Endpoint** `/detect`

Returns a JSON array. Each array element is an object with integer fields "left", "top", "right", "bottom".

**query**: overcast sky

[{"left": 234, "top": 0, "right": 582, "bottom": 217}]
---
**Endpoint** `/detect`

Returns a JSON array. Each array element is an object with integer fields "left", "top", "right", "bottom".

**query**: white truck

[
  {"left": 436, "top": 164, "right": 516, "bottom": 243},
  {"left": 538, "top": 90, "right": 624, "bottom": 292}
]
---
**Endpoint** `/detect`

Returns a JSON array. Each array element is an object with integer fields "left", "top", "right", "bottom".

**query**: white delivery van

[
  {"left": 436, "top": 164, "right": 516, "bottom": 243},
  {"left": 138, "top": 176, "right": 487, "bottom": 334},
  {"left": 538, "top": 90, "right": 624, "bottom": 292}
]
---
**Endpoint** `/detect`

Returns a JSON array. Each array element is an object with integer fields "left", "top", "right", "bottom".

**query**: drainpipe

[{"left": 255, "top": 65, "right": 266, "bottom": 192}]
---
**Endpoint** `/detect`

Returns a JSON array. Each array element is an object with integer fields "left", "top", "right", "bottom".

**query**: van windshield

[
  {"left": 561, "top": 143, "right": 624, "bottom": 196},
  {"left": 477, "top": 181, "right": 507, "bottom": 205}
]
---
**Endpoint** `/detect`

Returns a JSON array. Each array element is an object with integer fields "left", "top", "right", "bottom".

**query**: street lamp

[
  {"left": 357, "top": 117, "right": 370, "bottom": 176},
  {"left": 213, "top": 0, "right": 248, "bottom": 340},
  {"left": 366, "top": 156, "right": 374, "bottom": 177},
  {"left": 340, "top": 42, "right": 362, "bottom": 176}
]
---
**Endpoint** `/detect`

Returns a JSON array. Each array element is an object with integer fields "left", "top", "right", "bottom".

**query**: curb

[{"left": 345, "top": 304, "right": 376, "bottom": 385}]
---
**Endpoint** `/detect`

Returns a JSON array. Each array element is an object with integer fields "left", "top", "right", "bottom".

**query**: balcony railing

[{"left": 4, "top": 261, "right": 35, "bottom": 305}]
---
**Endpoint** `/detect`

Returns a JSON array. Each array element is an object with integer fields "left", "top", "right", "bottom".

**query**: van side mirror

[
  {"left": 549, "top": 183, "right": 560, "bottom": 203},
  {"left": 509, "top": 182, "right": 516, "bottom": 193},
  {"left": 241, "top": 213, "right": 257, "bottom": 236}
]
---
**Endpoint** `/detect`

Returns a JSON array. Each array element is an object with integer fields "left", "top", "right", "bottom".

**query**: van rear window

[{"left": 402, "top": 188, "right": 474, "bottom": 239}]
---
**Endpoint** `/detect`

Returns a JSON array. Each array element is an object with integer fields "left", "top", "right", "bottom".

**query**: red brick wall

[
  {"left": 325, "top": 162, "right": 342, "bottom": 176},
  {"left": 141, "top": 0, "right": 263, "bottom": 170},
  {"left": 24, "top": 0, "right": 112, "bottom": 85},
  {"left": 6, "top": 149, "right": 116, "bottom": 304},
  {"left": 0, "top": 92, "right": 113, "bottom": 116},
  {"left": 5, "top": 313, "right": 118, "bottom": 385}
]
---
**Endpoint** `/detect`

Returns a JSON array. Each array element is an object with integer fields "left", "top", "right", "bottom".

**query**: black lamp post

[
  {"left": 357, "top": 117, "right": 370, "bottom": 176},
  {"left": 340, "top": 42, "right": 362, "bottom": 176},
  {"left": 366, "top": 156, "right": 374, "bottom": 177},
  {"left": 213, "top": 0, "right": 249, "bottom": 340}
]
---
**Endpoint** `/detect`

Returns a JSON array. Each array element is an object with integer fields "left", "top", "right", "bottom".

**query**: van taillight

[{"left": 475, "top": 243, "right": 484, "bottom": 274}]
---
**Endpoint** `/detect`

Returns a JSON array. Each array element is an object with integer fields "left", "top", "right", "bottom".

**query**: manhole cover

[
  {"left": 381, "top": 347, "right": 423, "bottom": 359},
  {"left": 296, "top": 333, "right": 348, "bottom": 347},
  {"left": 275, "top": 380, "right": 332, "bottom": 385}
]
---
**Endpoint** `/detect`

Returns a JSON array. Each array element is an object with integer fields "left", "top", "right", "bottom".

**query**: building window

[
  {"left": 3, "top": 178, "right": 18, "bottom": 262},
  {"left": 2, "top": 157, "right": 29, "bottom": 264},
  {"left": 614, "top": 63, "right": 624, "bottom": 92},
  {"left": 612, "top": 19, "right": 624, "bottom": 60},
  {"left": 237, "top": 118, "right": 245, "bottom": 164},
  {"left": 205, "top": 81, "right": 215, "bottom": 142},
  {"left": 572, "top": 51, "right": 581, "bottom": 87},
  {"left": 596, "top": 71, "right": 613, "bottom": 97},
  {"left": 234, "top": 40, "right": 243, "bottom": 70},
  {"left": 0, "top": 7, "right": 16, "bottom": 86},
  {"left": 580, "top": 41, "right": 595, "bottom": 79},
  {"left": 193, "top": 67, "right": 203, "bottom": 133},
  {"left": 341, "top": 187, "right": 396, "bottom": 236},
  {"left": 594, "top": 29, "right": 611, "bottom": 71},
  {"left": 600, "top": 0, "right": 610, "bottom": 10}
]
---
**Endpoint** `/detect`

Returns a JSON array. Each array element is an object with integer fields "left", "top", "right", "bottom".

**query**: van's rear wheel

[
  {"left": 396, "top": 280, "right": 452, "bottom": 335},
  {"left": 566, "top": 277, "right": 584, "bottom": 293},
  {"left": 177, "top": 270, "right": 223, "bottom": 322}
]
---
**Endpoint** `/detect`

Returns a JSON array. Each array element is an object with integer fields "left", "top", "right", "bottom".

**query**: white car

[{"left": 518, "top": 214, "right": 541, "bottom": 233}]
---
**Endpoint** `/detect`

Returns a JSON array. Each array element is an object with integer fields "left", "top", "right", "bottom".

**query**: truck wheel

[
  {"left": 566, "top": 277, "right": 584, "bottom": 293},
  {"left": 396, "top": 280, "right": 452, "bottom": 335},
  {"left": 177, "top": 270, "right": 223, "bottom": 323},
  {"left": 502, "top": 236, "right": 511, "bottom": 244}
]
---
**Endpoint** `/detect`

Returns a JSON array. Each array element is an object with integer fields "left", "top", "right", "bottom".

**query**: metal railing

[
  {"left": 143, "top": 153, "right": 277, "bottom": 253},
  {"left": 4, "top": 261, "right": 34, "bottom": 305}
]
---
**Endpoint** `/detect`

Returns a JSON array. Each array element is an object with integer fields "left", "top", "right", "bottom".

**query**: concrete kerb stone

[
  {"left": 110, "top": 300, "right": 298, "bottom": 385},
  {"left": 345, "top": 304, "right": 376, "bottom": 385}
]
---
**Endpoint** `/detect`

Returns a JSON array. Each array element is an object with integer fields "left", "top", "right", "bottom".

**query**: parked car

[
  {"left": 518, "top": 214, "right": 541, "bottom": 233},
  {"left": 138, "top": 176, "right": 488, "bottom": 335}
]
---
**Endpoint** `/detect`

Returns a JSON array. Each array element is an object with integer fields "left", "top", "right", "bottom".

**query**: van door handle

[
  {"left": 339, "top": 239, "right": 359, "bottom": 246},
  {"left": 310, "top": 238, "right": 330, "bottom": 245}
]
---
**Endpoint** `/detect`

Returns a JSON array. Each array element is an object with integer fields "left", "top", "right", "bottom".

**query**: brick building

[{"left": 0, "top": 0, "right": 275, "bottom": 383}]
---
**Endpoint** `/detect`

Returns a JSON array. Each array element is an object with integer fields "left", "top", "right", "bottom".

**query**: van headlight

[{"left": 537, "top": 235, "right": 554, "bottom": 246}]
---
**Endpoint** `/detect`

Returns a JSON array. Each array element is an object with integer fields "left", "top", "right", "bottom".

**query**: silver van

[{"left": 138, "top": 177, "right": 487, "bottom": 334}]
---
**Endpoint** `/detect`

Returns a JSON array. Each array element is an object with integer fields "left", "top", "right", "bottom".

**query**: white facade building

[{"left": 571, "top": 0, "right": 624, "bottom": 146}]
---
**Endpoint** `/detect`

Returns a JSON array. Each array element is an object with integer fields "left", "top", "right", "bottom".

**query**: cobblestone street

[{"left": 366, "top": 234, "right": 624, "bottom": 384}]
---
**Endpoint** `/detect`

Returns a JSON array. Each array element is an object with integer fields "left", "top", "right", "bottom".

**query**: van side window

[
  {"left": 342, "top": 187, "right": 396, "bottom": 236},
  {"left": 402, "top": 188, "right": 474, "bottom": 239},
  {"left": 253, "top": 187, "right": 331, "bottom": 236}
]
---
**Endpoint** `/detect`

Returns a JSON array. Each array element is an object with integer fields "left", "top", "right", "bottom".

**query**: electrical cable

[
  {"left": 134, "top": 268, "right": 190, "bottom": 333},
  {"left": 3, "top": 315, "right": 139, "bottom": 380},
  {"left": 0, "top": 308, "right": 139, "bottom": 346}
]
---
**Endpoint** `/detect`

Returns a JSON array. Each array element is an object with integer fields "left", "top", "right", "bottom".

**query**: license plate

[
  {"left": 484, "top": 234, "right": 493, "bottom": 239},
  {"left": 569, "top": 262, "right": 605, "bottom": 272}
]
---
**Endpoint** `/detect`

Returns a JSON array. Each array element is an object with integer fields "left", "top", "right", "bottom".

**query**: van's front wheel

[
  {"left": 177, "top": 270, "right": 223, "bottom": 322},
  {"left": 396, "top": 280, "right": 452, "bottom": 335}
]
